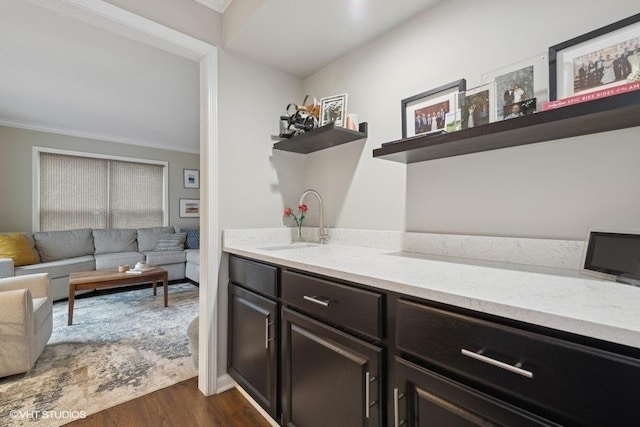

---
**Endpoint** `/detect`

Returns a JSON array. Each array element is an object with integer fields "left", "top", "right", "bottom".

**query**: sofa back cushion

[
  {"left": 33, "top": 229, "right": 94, "bottom": 262},
  {"left": 137, "top": 227, "right": 175, "bottom": 252},
  {"left": 0, "top": 233, "right": 38, "bottom": 266},
  {"left": 175, "top": 226, "right": 199, "bottom": 249},
  {"left": 154, "top": 233, "right": 186, "bottom": 251},
  {"left": 93, "top": 229, "right": 138, "bottom": 254}
]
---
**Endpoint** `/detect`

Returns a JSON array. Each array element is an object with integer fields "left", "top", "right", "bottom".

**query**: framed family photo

[
  {"left": 549, "top": 13, "right": 640, "bottom": 100},
  {"left": 481, "top": 53, "right": 547, "bottom": 120},
  {"left": 179, "top": 199, "right": 200, "bottom": 218},
  {"left": 401, "top": 79, "right": 466, "bottom": 138},
  {"left": 320, "top": 93, "right": 347, "bottom": 127},
  {"left": 461, "top": 83, "right": 495, "bottom": 129},
  {"left": 183, "top": 169, "right": 200, "bottom": 189}
]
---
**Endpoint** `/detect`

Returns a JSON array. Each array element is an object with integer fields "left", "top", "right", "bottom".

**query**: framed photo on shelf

[
  {"left": 503, "top": 97, "right": 537, "bottom": 120},
  {"left": 183, "top": 169, "right": 200, "bottom": 189},
  {"left": 179, "top": 199, "right": 200, "bottom": 218},
  {"left": 481, "top": 53, "right": 547, "bottom": 120},
  {"left": 549, "top": 13, "right": 640, "bottom": 100},
  {"left": 461, "top": 83, "right": 495, "bottom": 129},
  {"left": 320, "top": 93, "right": 347, "bottom": 127},
  {"left": 401, "top": 79, "right": 466, "bottom": 139}
]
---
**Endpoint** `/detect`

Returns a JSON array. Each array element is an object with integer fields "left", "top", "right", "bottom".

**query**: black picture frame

[
  {"left": 549, "top": 13, "right": 640, "bottom": 101},
  {"left": 401, "top": 79, "right": 466, "bottom": 139}
]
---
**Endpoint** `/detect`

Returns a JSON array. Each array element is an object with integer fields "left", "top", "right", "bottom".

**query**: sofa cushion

[
  {"left": 94, "top": 252, "right": 144, "bottom": 270},
  {"left": 0, "top": 233, "right": 37, "bottom": 266},
  {"left": 183, "top": 229, "right": 200, "bottom": 249},
  {"left": 137, "top": 227, "right": 175, "bottom": 252},
  {"left": 93, "top": 229, "right": 137, "bottom": 254},
  {"left": 33, "top": 229, "right": 94, "bottom": 262},
  {"left": 155, "top": 233, "right": 186, "bottom": 251},
  {"left": 145, "top": 250, "right": 186, "bottom": 266},
  {"left": 185, "top": 249, "right": 200, "bottom": 266},
  {"left": 15, "top": 256, "right": 95, "bottom": 279}
]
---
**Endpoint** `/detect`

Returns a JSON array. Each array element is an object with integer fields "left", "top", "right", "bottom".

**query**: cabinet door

[
  {"left": 394, "top": 357, "right": 559, "bottom": 427},
  {"left": 228, "top": 284, "right": 278, "bottom": 417},
  {"left": 282, "top": 308, "right": 382, "bottom": 427}
]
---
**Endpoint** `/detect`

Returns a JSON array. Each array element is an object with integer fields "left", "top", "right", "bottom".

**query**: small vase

[{"left": 296, "top": 225, "right": 302, "bottom": 241}]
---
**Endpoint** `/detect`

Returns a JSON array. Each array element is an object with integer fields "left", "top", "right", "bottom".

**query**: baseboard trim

[
  {"left": 216, "top": 373, "right": 235, "bottom": 393},
  {"left": 235, "top": 384, "right": 280, "bottom": 427}
]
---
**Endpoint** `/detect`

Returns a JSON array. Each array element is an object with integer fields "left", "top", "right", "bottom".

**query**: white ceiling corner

[{"left": 194, "top": 0, "right": 233, "bottom": 14}]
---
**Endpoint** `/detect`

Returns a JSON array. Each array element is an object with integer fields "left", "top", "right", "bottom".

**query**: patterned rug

[{"left": 0, "top": 282, "right": 199, "bottom": 426}]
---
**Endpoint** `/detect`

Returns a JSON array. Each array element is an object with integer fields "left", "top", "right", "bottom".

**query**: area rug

[{"left": 0, "top": 282, "right": 199, "bottom": 426}]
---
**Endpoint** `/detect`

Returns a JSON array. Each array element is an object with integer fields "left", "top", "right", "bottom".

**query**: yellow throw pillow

[{"left": 0, "top": 233, "right": 37, "bottom": 267}]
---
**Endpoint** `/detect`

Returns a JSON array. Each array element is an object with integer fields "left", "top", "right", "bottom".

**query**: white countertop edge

[{"left": 223, "top": 244, "right": 640, "bottom": 350}]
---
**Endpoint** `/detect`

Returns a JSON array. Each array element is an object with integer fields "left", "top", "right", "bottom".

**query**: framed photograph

[
  {"left": 183, "top": 169, "right": 200, "bottom": 189},
  {"left": 320, "top": 93, "right": 347, "bottom": 127},
  {"left": 481, "top": 53, "right": 548, "bottom": 120},
  {"left": 503, "top": 97, "right": 537, "bottom": 120},
  {"left": 549, "top": 13, "right": 640, "bottom": 100},
  {"left": 401, "top": 79, "right": 466, "bottom": 139},
  {"left": 179, "top": 199, "right": 200, "bottom": 218},
  {"left": 461, "top": 83, "right": 495, "bottom": 129}
]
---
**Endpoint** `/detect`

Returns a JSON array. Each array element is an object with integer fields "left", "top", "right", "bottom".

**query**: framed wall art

[
  {"left": 549, "top": 13, "right": 640, "bottom": 100},
  {"left": 401, "top": 79, "right": 466, "bottom": 139},
  {"left": 320, "top": 93, "right": 347, "bottom": 127},
  {"left": 179, "top": 199, "right": 200, "bottom": 218},
  {"left": 183, "top": 169, "right": 200, "bottom": 189}
]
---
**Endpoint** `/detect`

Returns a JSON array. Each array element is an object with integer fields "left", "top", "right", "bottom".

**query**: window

[{"left": 36, "top": 149, "right": 167, "bottom": 231}]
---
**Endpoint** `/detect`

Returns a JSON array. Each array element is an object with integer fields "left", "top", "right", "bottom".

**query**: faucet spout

[{"left": 299, "top": 189, "right": 329, "bottom": 244}]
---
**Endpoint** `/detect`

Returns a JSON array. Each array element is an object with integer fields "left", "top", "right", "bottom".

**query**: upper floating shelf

[
  {"left": 273, "top": 122, "right": 368, "bottom": 154},
  {"left": 373, "top": 91, "right": 640, "bottom": 164}
]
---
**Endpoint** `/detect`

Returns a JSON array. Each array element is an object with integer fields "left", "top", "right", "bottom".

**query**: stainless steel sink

[{"left": 259, "top": 242, "right": 320, "bottom": 251}]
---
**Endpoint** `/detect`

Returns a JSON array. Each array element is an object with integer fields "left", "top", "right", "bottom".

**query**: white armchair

[{"left": 0, "top": 273, "right": 53, "bottom": 377}]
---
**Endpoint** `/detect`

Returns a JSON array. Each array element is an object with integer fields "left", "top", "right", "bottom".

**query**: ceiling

[
  {"left": 0, "top": 0, "right": 440, "bottom": 154},
  {"left": 221, "top": 0, "right": 442, "bottom": 78}
]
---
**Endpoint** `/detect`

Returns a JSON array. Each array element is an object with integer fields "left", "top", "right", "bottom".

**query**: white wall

[
  {"left": 303, "top": 0, "right": 640, "bottom": 239},
  {"left": 217, "top": 50, "right": 303, "bottom": 373}
]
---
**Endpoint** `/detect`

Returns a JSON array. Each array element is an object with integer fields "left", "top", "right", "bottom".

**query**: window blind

[{"left": 39, "top": 153, "right": 164, "bottom": 231}]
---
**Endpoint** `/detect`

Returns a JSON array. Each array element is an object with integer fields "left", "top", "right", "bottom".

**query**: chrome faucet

[{"left": 299, "top": 189, "right": 329, "bottom": 244}]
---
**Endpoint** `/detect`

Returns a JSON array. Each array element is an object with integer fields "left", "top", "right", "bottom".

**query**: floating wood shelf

[
  {"left": 273, "top": 122, "right": 368, "bottom": 154},
  {"left": 373, "top": 91, "right": 640, "bottom": 164}
]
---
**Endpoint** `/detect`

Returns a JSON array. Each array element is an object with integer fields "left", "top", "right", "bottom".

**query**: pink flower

[
  {"left": 284, "top": 205, "right": 307, "bottom": 227},
  {"left": 284, "top": 207, "right": 292, "bottom": 216},
  {"left": 298, "top": 204, "right": 308, "bottom": 212}
]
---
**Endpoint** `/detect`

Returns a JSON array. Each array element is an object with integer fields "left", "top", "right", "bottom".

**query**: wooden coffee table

[{"left": 68, "top": 266, "right": 168, "bottom": 325}]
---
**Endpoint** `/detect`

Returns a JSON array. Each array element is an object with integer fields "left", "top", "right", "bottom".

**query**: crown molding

[
  {"left": 194, "top": 0, "right": 232, "bottom": 13},
  {"left": 0, "top": 118, "right": 199, "bottom": 154}
]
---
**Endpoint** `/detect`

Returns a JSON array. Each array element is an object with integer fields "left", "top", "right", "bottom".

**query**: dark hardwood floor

[{"left": 68, "top": 378, "right": 272, "bottom": 427}]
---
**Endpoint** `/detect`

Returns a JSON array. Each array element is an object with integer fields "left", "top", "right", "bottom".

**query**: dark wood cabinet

[
  {"left": 228, "top": 283, "right": 278, "bottom": 418},
  {"left": 281, "top": 308, "right": 382, "bottom": 427},
  {"left": 394, "top": 357, "right": 558, "bottom": 427}
]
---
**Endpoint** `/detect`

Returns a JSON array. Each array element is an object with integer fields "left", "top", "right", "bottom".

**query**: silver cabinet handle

[
  {"left": 303, "top": 295, "right": 330, "bottom": 307},
  {"left": 365, "top": 372, "right": 370, "bottom": 419},
  {"left": 461, "top": 348, "right": 533, "bottom": 379},
  {"left": 264, "top": 317, "right": 269, "bottom": 349},
  {"left": 393, "top": 387, "right": 399, "bottom": 427}
]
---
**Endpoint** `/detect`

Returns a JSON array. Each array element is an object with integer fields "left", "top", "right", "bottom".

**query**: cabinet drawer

[
  {"left": 229, "top": 255, "right": 277, "bottom": 298},
  {"left": 396, "top": 299, "right": 640, "bottom": 427},
  {"left": 282, "top": 270, "right": 382, "bottom": 340}
]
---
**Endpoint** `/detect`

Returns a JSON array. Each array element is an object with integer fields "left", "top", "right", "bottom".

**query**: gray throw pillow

[{"left": 154, "top": 233, "right": 186, "bottom": 251}]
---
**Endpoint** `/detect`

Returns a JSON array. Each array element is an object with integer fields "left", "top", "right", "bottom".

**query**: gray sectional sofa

[{"left": 0, "top": 227, "right": 199, "bottom": 301}]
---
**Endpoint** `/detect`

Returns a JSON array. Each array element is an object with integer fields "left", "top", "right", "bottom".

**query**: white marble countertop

[{"left": 223, "top": 234, "right": 640, "bottom": 350}]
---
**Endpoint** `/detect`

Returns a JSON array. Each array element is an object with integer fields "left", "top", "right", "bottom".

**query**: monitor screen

[{"left": 584, "top": 231, "right": 640, "bottom": 280}]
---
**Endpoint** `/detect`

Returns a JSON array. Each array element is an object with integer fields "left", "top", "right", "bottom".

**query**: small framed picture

[
  {"left": 481, "top": 53, "right": 547, "bottom": 120},
  {"left": 183, "top": 169, "right": 200, "bottom": 189},
  {"left": 503, "top": 97, "right": 537, "bottom": 120},
  {"left": 549, "top": 13, "right": 640, "bottom": 100},
  {"left": 461, "top": 83, "right": 495, "bottom": 129},
  {"left": 179, "top": 199, "right": 200, "bottom": 218},
  {"left": 320, "top": 93, "right": 347, "bottom": 127},
  {"left": 401, "top": 79, "right": 466, "bottom": 139}
]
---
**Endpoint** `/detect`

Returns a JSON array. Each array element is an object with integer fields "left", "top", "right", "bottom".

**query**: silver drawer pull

[
  {"left": 461, "top": 348, "right": 533, "bottom": 379},
  {"left": 365, "top": 372, "right": 370, "bottom": 419},
  {"left": 303, "top": 295, "right": 330, "bottom": 307}
]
